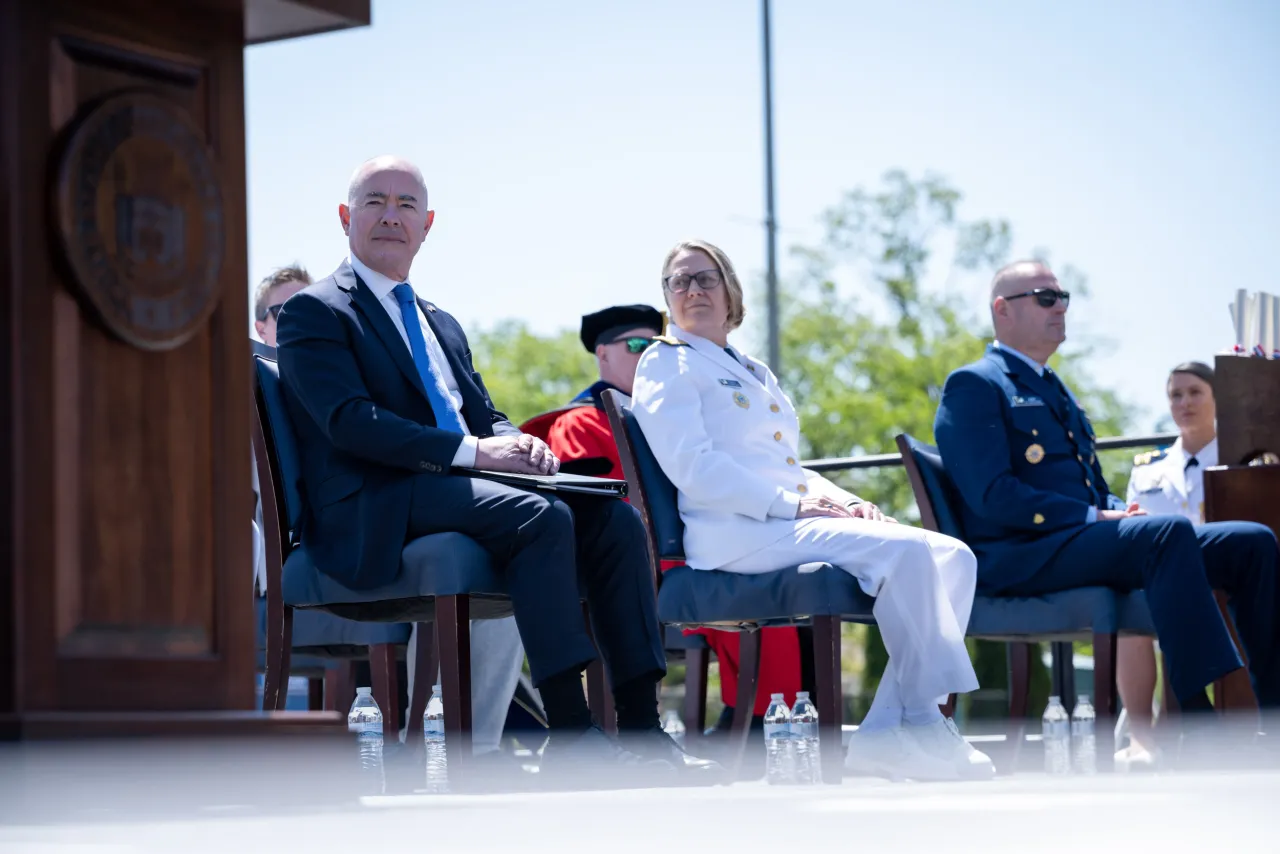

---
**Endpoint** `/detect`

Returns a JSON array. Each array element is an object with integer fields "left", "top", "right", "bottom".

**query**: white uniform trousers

[
  {"left": 403, "top": 615, "right": 528, "bottom": 753},
  {"left": 721, "top": 518, "right": 979, "bottom": 712}
]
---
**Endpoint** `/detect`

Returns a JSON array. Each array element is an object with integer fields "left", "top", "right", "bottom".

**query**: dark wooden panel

[
  {"left": 1214, "top": 356, "right": 1280, "bottom": 467},
  {"left": 1205, "top": 465, "right": 1280, "bottom": 537}
]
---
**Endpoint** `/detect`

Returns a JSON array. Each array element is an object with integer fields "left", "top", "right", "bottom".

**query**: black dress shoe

[
  {"left": 619, "top": 726, "right": 729, "bottom": 785},
  {"left": 538, "top": 726, "right": 676, "bottom": 790}
]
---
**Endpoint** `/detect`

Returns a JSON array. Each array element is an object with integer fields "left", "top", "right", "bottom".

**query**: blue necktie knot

[{"left": 392, "top": 282, "right": 416, "bottom": 307}]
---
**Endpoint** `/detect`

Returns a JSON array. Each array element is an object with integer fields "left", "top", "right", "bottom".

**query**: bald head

[
  {"left": 339, "top": 155, "right": 434, "bottom": 282},
  {"left": 990, "top": 260, "right": 1056, "bottom": 303},
  {"left": 988, "top": 259, "right": 1068, "bottom": 364},
  {"left": 347, "top": 155, "right": 427, "bottom": 206}
]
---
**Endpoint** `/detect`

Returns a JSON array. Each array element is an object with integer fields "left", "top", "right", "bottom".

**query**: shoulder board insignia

[
  {"left": 651, "top": 335, "right": 688, "bottom": 346},
  {"left": 1133, "top": 448, "right": 1168, "bottom": 467}
]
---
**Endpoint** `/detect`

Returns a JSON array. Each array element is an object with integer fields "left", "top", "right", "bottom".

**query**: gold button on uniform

[
  {"left": 1085, "top": 479, "right": 1092, "bottom": 487},
  {"left": 774, "top": 431, "right": 783, "bottom": 441},
  {"left": 1076, "top": 454, "right": 1083, "bottom": 462},
  {"left": 1068, "top": 431, "right": 1074, "bottom": 439},
  {"left": 786, "top": 457, "right": 796, "bottom": 465},
  {"left": 770, "top": 403, "right": 780, "bottom": 413},
  {"left": 1032, "top": 429, "right": 1039, "bottom": 436},
  {"left": 1033, "top": 513, "right": 1045, "bottom": 525},
  {"left": 797, "top": 484, "right": 808, "bottom": 494}
]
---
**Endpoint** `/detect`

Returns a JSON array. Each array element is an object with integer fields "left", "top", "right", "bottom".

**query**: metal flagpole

[{"left": 761, "top": 0, "right": 780, "bottom": 374}]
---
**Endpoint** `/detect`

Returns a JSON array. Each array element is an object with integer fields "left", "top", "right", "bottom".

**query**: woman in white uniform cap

[
  {"left": 631, "top": 239, "right": 992, "bottom": 782},
  {"left": 1117, "top": 360, "right": 1217, "bottom": 769}
]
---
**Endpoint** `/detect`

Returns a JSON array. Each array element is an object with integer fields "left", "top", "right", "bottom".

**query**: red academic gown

[{"left": 523, "top": 383, "right": 801, "bottom": 717}]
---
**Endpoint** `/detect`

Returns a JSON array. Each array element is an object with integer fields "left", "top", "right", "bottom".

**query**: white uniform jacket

[
  {"left": 1125, "top": 436, "right": 1217, "bottom": 524},
  {"left": 631, "top": 325, "right": 858, "bottom": 570}
]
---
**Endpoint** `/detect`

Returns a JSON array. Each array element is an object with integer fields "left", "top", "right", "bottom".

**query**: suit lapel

[
  {"left": 341, "top": 265, "right": 430, "bottom": 401},
  {"left": 987, "top": 348, "right": 1069, "bottom": 429}
]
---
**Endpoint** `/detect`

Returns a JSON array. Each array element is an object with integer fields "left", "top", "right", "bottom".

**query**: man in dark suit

[
  {"left": 276, "top": 155, "right": 718, "bottom": 783},
  {"left": 934, "top": 260, "right": 1280, "bottom": 739}
]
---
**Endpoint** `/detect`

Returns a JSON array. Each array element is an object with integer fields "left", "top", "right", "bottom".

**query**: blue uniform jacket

[{"left": 933, "top": 345, "right": 1122, "bottom": 592}]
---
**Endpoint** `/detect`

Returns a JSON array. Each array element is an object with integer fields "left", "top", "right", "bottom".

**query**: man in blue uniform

[{"left": 934, "top": 260, "right": 1280, "bottom": 736}]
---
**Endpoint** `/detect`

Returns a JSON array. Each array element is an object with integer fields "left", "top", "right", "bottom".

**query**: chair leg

[
  {"left": 437, "top": 595, "right": 474, "bottom": 776},
  {"left": 727, "top": 629, "right": 762, "bottom": 780},
  {"left": 263, "top": 605, "right": 294, "bottom": 711},
  {"left": 406, "top": 621, "right": 438, "bottom": 744},
  {"left": 1008, "top": 642, "right": 1032, "bottom": 719},
  {"left": 1212, "top": 590, "right": 1259, "bottom": 714},
  {"left": 582, "top": 604, "right": 616, "bottom": 733},
  {"left": 307, "top": 677, "right": 324, "bottom": 711},
  {"left": 1161, "top": 650, "right": 1179, "bottom": 718},
  {"left": 1052, "top": 641, "right": 1076, "bottom": 712},
  {"left": 1093, "top": 632, "right": 1118, "bottom": 773},
  {"left": 325, "top": 661, "right": 357, "bottom": 713},
  {"left": 369, "top": 643, "right": 401, "bottom": 736},
  {"left": 682, "top": 647, "right": 710, "bottom": 747},
  {"left": 811, "top": 615, "right": 843, "bottom": 785}
]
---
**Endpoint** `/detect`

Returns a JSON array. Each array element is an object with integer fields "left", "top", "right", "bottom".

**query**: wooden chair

[{"left": 604, "top": 390, "right": 874, "bottom": 784}]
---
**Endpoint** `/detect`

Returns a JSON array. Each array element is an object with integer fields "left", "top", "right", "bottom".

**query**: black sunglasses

[
  {"left": 610, "top": 335, "right": 657, "bottom": 354},
  {"left": 265, "top": 303, "right": 286, "bottom": 320},
  {"left": 1005, "top": 288, "right": 1070, "bottom": 308}
]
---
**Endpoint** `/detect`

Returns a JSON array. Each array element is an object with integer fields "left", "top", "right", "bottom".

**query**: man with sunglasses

[
  {"left": 253, "top": 265, "right": 312, "bottom": 347},
  {"left": 935, "top": 260, "right": 1280, "bottom": 755},
  {"left": 523, "top": 305, "right": 663, "bottom": 479}
]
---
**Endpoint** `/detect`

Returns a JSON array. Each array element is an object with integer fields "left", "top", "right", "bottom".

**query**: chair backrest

[
  {"left": 895, "top": 433, "right": 967, "bottom": 540},
  {"left": 601, "top": 390, "right": 686, "bottom": 566},
  {"left": 251, "top": 349, "right": 305, "bottom": 548}
]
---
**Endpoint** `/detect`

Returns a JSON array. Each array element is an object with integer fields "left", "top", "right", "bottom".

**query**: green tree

[
  {"left": 468, "top": 321, "right": 598, "bottom": 426},
  {"left": 761, "top": 170, "right": 1136, "bottom": 719}
]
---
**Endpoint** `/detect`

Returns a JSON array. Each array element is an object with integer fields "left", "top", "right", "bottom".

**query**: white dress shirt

[
  {"left": 349, "top": 254, "right": 478, "bottom": 467},
  {"left": 1126, "top": 435, "right": 1217, "bottom": 524}
]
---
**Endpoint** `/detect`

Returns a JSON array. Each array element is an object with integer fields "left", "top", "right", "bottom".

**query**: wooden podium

[
  {"left": 1202, "top": 355, "right": 1280, "bottom": 713},
  {"left": 0, "top": 0, "right": 368, "bottom": 739}
]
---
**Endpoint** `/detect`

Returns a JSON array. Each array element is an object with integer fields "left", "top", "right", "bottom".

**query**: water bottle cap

[
  {"left": 1077, "top": 694, "right": 1090, "bottom": 703},
  {"left": 356, "top": 687, "right": 372, "bottom": 695},
  {"left": 1048, "top": 695, "right": 1061, "bottom": 704},
  {"left": 770, "top": 693, "right": 785, "bottom": 700},
  {"left": 795, "top": 691, "right": 810, "bottom": 700}
]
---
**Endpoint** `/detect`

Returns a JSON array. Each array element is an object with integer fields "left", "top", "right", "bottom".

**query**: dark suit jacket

[
  {"left": 933, "top": 345, "right": 1122, "bottom": 592},
  {"left": 275, "top": 260, "right": 520, "bottom": 589}
]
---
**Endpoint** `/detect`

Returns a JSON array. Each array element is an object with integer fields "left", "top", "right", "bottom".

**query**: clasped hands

[
  {"left": 475, "top": 434, "right": 561, "bottom": 476},
  {"left": 797, "top": 495, "right": 897, "bottom": 523}
]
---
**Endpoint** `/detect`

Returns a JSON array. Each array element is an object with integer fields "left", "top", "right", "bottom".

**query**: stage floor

[{"left": 2, "top": 768, "right": 1278, "bottom": 853}]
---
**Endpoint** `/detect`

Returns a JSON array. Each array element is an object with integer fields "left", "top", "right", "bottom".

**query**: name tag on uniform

[
  {"left": 718, "top": 378, "right": 743, "bottom": 388},
  {"left": 1010, "top": 395, "right": 1044, "bottom": 407}
]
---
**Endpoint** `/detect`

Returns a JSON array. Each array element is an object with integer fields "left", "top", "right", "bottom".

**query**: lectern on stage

[{"left": 0, "top": 0, "right": 369, "bottom": 739}]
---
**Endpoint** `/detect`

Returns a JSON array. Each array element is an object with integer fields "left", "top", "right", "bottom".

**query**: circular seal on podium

[{"left": 54, "top": 91, "right": 226, "bottom": 351}]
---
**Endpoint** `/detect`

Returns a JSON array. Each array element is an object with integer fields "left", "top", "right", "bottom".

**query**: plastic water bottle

[
  {"left": 347, "top": 687, "right": 384, "bottom": 794},
  {"left": 790, "top": 691, "right": 821, "bottom": 785},
  {"left": 1071, "top": 694, "right": 1097, "bottom": 775},
  {"left": 423, "top": 683, "right": 449, "bottom": 793},
  {"left": 1042, "top": 695, "right": 1071, "bottom": 776},
  {"left": 661, "top": 709, "right": 687, "bottom": 748},
  {"left": 763, "top": 693, "right": 794, "bottom": 785}
]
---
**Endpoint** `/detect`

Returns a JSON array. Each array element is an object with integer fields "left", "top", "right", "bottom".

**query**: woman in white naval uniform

[
  {"left": 631, "top": 239, "right": 991, "bottom": 782},
  {"left": 1116, "top": 361, "right": 1218, "bottom": 770}
]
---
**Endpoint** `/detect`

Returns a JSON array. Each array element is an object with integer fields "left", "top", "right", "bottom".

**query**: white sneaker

[
  {"left": 903, "top": 718, "right": 996, "bottom": 780},
  {"left": 1114, "top": 742, "right": 1161, "bottom": 773},
  {"left": 844, "top": 726, "right": 959, "bottom": 782}
]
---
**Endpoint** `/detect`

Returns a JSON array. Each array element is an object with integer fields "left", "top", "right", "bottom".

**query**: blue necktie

[{"left": 392, "top": 283, "right": 468, "bottom": 434}]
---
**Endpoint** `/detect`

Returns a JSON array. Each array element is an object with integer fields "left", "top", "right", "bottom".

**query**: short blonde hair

[
  {"left": 660, "top": 239, "right": 746, "bottom": 331},
  {"left": 253, "top": 264, "right": 311, "bottom": 321}
]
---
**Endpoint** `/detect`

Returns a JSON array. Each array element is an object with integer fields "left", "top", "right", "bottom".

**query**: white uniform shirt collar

[
  {"left": 1175, "top": 435, "right": 1218, "bottom": 468},
  {"left": 349, "top": 253, "right": 405, "bottom": 301},
  {"left": 993, "top": 340, "right": 1045, "bottom": 376}
]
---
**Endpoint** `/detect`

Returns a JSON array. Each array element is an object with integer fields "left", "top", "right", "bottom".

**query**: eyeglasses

[
  {"left": 265, "top": 304, "right": 286, "bottom": 320},
  {"left": 663, "top": 269, "right": 724, "bottom": 294},
  {"left": 1005, "top": 288, "right": 1070, "bottom": 308},
  {"left": 610, "top": 336, "right": 657, "bottom": 354}
]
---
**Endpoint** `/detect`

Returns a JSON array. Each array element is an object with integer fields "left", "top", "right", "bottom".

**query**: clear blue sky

[{"left": 245, "top": 0, "right": 1279, "bottom": 430}]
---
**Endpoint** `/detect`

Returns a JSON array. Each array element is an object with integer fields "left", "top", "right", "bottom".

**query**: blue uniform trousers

[{"left": 999, "top": 515, "right": 1280, "bottom": 706}]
